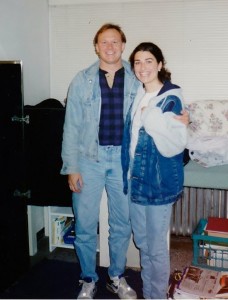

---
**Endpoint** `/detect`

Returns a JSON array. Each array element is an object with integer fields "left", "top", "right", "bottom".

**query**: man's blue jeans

[
  {"left": 130, "top": 201, "right": 172, "bottom": 299},
  {"left": 72, "top": 145, "right": 132, "bottom": 282}
]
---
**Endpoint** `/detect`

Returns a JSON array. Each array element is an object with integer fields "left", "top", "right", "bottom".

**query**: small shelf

[
  {"left": 48, "top": 206, "right": 100, "bottom": 252},
  {"left": 48, "top": 206, "right": 74, "bottom": 252}
]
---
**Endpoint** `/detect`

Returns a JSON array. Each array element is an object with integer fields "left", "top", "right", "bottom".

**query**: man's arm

[{"left": 174, "top": 110, "right": 189, "bottom": 125}]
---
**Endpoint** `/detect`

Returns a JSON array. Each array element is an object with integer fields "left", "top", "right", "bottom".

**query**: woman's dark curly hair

[{"left": 129, "top": 42, "right": 171, "bottom": 82}]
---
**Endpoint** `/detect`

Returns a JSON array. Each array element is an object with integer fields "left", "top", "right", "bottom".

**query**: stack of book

[
  {"left": 205, "top": 217, "right": 228, "bottom": 239},
  {"left": 203, "top": 217, "right": 228, "bottom": 269},
  {"left": 52, "top": 216, "right": 72, "bottom": 245},
  {"left": 168, "top": 265, "right": 228, "bottom": 299},
  {"left": 63, "top": 220, "right": 75, "bottom": 244}
]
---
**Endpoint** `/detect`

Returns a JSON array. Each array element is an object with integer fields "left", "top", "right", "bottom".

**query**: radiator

[{"left": 171, "top": 187, "right": 228, "bottom": 236}]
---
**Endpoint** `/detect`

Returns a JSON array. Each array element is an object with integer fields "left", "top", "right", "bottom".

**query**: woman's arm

[{"left": 141, "top": 95, "right": 188, "bottom": 157}]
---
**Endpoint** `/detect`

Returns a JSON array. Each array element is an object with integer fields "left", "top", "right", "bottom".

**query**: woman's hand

[{"left": 174, "top": 110, "right": 189, "bottom": 126}]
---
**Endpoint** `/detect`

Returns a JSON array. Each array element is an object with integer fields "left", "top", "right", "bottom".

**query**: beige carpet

[{"left": 170, "top": 235, "right": 193, "bottom": 273}]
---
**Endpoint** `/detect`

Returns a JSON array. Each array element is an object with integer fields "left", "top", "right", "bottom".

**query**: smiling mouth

[{"left": 139, "top": 72, "right": 149, "bottom": 77}]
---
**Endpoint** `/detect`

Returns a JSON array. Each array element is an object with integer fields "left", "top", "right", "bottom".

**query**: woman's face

[{"left": 133, "top": 50, "right": 162, "bottom": 88}]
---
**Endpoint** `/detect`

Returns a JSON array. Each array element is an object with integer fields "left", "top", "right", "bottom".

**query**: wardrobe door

[
  {"left": 24, "top": 106, "right": 71, "bottom": 207},
  {"left": 0, "top": 61, "right": 29, "bottom": 292}
]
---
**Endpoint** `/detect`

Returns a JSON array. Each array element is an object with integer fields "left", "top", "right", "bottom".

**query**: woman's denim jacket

[
  {"left": 121, "top": 81, "right": 187, "bottom": 206},
  {"left": 61, "top": 60, "right": 139, "bottom": 175}
]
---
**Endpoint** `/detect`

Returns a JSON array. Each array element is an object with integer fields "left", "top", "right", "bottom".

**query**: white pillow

[{"left": 187, "top": 100, "right": 228, "bottom": 138}]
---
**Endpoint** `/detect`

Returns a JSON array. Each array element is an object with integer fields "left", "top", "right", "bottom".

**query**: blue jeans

[
  {"left": 72, "top": 145, "right": 131, "bottom": 282},
  {"left": 130, "top": 202, "right": 172, "bottom": 299}
]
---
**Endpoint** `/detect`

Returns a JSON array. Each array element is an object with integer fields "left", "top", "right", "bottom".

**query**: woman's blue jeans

[
  {"left": 130, "top": 201, "right": 172, "bottom": 299},
  {"left": 72, "top": 145, "right": 132, "bottom": 282}
]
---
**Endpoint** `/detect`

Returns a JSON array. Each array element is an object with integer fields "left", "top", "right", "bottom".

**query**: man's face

[{"left": 95, "top": 29, "right": 125, "bottom": 67}]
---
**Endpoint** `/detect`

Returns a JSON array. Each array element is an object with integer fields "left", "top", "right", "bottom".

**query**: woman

[{"left": 121, "top": 42, "right": 187, "bottom": 299}]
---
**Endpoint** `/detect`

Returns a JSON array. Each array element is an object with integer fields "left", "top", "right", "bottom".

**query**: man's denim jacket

[
  {"left": 61, "top": 60, "right": 139, "bottom": 175},
  {"left": 121, "top": 81, "right": 187, "bottom": 206}
]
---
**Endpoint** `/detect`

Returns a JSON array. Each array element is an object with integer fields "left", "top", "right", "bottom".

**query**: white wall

[
  {"left": 0, "top": 0, "right": 50, "bottom": 105},
  {"left": 1, "top": 0, "right": 227, "bottom": 108},
  {"left": 49, "top": 0, "right": 228, "bottom": 103}
]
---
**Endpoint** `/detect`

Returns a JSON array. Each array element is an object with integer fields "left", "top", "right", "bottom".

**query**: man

[{"left": 61, "top": 23, "right": 188, "bottom": 299}]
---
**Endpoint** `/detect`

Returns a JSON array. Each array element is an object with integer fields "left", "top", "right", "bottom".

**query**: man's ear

[
  {"left": 95, "top": 44, "right": 99, "bottom": 56},
  {"left": 121, "top": 43, "right": 126, "bottom": 53}
]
